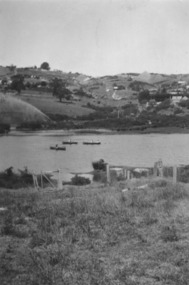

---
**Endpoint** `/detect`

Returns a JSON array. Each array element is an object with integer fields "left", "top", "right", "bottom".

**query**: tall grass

[{"left": 0, "top": 180, "right": 189, "bottom": 284}]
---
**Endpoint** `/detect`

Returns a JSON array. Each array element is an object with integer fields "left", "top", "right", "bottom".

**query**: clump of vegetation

[
  {"left": 178, "top": 99, "right": 189, "bottom": 108},
  {"left": 178, "top": 165, "right": 189, "bottom": 183},
  {"left": 40, "top": 61, "right": 50, "bottom": 70},
  {"left": 70, "top": 175, "right": 91, "bottom": 185},
  {"left": 156, "top": 98, "right": 171, "bottom": 111},
  {"left": 51, "top": 77, "right": 71, "bottom": 102},
  {"left": 10, "top": 74, "right": 25, "bottom": 94},
  {"left": 0, "top": 167, "right": 52, "bottom": 189},
  {"left": 0, "top": 123, "right": 10, "bottom": 134},
  {"left": 93, "top": 170, "right": 107, "bottom": 183},
  {"left": 16, "top": 121, "right": 43, "bottom": 130}
]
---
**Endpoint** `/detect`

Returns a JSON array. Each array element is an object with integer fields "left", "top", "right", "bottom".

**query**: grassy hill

[
  {"left": 19, "top": 90, "right": 95, "bottom": 119},
  {"left": 2, "top": 66, "right": 189, "bottom": 131}
]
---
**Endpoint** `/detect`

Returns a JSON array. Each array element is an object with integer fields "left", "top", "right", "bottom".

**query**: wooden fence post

[
  {"left": 124, "top": 168, "right": 127, "bottom": 179},
  {"left": 41, "top": 172, "right": 43, "bottom": 189},
  {"left": 106, "top": 164, "right": 110, "bottom": 184},
  {"left": 32, "top": 174, "right": 39, "bottom": 191},
  {"left": 57, "top": 169, "right": 63, "bottom": 190},
  {"left": 154, "top": 162, "right": 158, "bottom": 177},
  {"left": 127, "top": 170, "right": 131, "bottom": 180},
  {"left": 173, "top": 165, "right": 177, "bottom": 184},
  {"left": 159, "top": 165, "right": 163, "bottom": 177}
]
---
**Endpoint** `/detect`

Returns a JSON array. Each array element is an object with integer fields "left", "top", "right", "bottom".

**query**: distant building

[
  {"left": 178, "top": 80, "right": 186, "bottom": 85},
  {"left": 149, "top": 88, "right": 158, "bottom": 95},
  {"left": 181, "top": 96, "right": 188, "bottom": 101},
  {"left": 171, "top": 96, "right": 183, "bottom": 104}
]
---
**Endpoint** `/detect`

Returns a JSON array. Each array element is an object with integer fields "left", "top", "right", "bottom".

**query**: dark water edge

[{"left": 6, "top": 126, "right": 189, "bottom": 137}]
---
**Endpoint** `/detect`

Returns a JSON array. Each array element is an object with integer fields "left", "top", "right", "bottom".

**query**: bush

[
  {"left": 178, "top": 165, "right": 189, "bottom": 183},
  {"left": 138, "top": 89, "right": 150, "bottom": 103},
  {"left": 179, "top": 99, "right": 189, "bottom": 108},
  {"left": 93, "top": 170, "right": 107, "bottom": 183},
  {"left": 0, "top": 123, "right": 10, "bottom": 134},
  {"left": 156, "top": 99, "right": 171, "bottom": 111},
  {"left": 16, "top": 121, "right": 42, "bottom": 130},
  {"left": 0, "top": 168, "right": 53, "bottom": 189},
  {"left": 71, "top": 175, "right": 91, "bottom": 185}
]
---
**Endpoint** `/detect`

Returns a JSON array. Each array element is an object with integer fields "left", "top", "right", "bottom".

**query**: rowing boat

[
  {"left": 62, "top": 140, "right": 78, "bottom": 145},
  {"left": 83, "top": 141, "right": 101, "bottom": 145},
  {"left": 50, "top": 146, "right": 66, "bottom": 151}
]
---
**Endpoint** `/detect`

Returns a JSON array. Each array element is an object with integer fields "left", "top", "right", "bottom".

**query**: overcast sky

[{"left": 1, "top": 0, "right": 189, "bottom": 76}]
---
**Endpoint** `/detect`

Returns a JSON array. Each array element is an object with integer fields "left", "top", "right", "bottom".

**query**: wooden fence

[
  {"left": 106, "top": 160, "right": 189, "bottom": 184},
  {"left": 32, "top": 169, "right": 62, "bottom": 191}
]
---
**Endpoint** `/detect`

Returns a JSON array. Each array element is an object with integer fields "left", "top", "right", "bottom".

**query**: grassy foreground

[{"left": 0, "top": 178, "right": 189, "bottom": 284}]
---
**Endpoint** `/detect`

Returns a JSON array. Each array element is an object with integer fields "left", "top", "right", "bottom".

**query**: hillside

[
  {"left": 19, "top": 90, "right": 95, "bottom": 119},
  {"left": 1, "top": 66, "right": 189, "bottom": 131}
]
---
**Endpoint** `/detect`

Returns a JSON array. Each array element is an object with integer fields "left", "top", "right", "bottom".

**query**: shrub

[
  {"left": 156, "top": 99, "right": 171, "bottom": 111},
  {"left": 0, "top": 123, "right": 10, "bottom": 134},
  {"left": 93, "top": 171, "right": 107, "bottom": 183},
  {"left": 138, "top": 89, "right": 150, "bottom": 103},
  {"left": 0, "top": 168, "right": 53, "bottom": 189},
  {"left": 179, "top": 99, "right": 189, "bottom": 108},
  {"left": 71, "top": 175, "right": 91, "bottom": 186},
  {"left": 16, "top": 121, "right": 42, "bottom": 130},
  {"left": 178, "top": 165, "right": 189, "bottom": 183}
]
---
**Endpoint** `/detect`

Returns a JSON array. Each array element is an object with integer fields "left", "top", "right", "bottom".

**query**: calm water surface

[{"left": 0, "top": 131, "right": 189, "bottom": 180}]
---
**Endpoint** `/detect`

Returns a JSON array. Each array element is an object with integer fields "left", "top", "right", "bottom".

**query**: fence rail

[{"left": 106, "top": 160, "right": 189, "bottom": 184}]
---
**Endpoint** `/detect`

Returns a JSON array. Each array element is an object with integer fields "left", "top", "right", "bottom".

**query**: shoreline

[{"left": 6, "top": 126, "right": 189, "bottom": 136}]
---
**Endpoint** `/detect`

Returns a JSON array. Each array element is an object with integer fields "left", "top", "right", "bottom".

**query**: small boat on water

[
  {"left": 83, "top": 140, "right": 101, "bottom": 145},
  {"left": 50, "top": 145, "right": 66, "bottom": 151},
  {"left": 62, "top": 140, "right": 78, "bottom": 145}
]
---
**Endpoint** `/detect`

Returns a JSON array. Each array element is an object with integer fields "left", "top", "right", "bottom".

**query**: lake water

[{"left": 0, "top": 131, "right": 189, "bottom": 181}]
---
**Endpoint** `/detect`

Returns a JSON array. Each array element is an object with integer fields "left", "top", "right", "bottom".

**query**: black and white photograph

[{"left": 0, "top": 0, "right": 189, "bottom": 284}]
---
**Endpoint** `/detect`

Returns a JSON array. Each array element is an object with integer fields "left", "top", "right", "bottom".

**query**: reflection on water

[{"left": 1, "top": 131, "right": 189, "bottom": 181}]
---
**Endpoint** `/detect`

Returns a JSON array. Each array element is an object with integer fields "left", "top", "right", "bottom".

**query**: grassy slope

[
  {"left": 0, "top": 178, "right": 189, "bottom": 284},
  {"left": 19, "top": 91, "right": 94, "bottom": 118}
]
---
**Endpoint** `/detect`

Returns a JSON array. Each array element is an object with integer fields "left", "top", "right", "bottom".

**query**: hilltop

[{"left": 1, "top": 65, "right": 189, "bottom": 132}]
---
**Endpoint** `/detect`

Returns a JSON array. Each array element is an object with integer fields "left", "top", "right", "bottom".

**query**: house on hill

[
  {"left": 149, "top": 88, "right": 158, "bottom": 95},
  {"left": 0, "top": 66, "right": 12, "bottom": 78},
  {"left": 0, "top": 66, "right": 14, "bottom": 87}
]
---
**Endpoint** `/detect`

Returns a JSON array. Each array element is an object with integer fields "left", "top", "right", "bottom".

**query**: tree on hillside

[
  {"left": 51, "top": 78, "right": 71, "bottom": 102},
  {"left": 10, "top": 74, "right": 24, "bottom": 94},
  {"left": 138, "top": 89, "right": 150, "bottom": 103},
  {"left": 40, "top": 62, "right": 50, "bottom": 70},
  {"left": 74, "top": 87, "right": 91, "bottom": 98},
  {"left": 6, "top": 64, "right": 16, "bottom": 72},
  {"left": 51, "top": 78, "right": 62, "bottom": 97},
  {"left": 57, "top": 86, "right": 71, "bottom": 102},
  {"left": 129, "top": 81, "right": 141, "bottom": 92}
]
